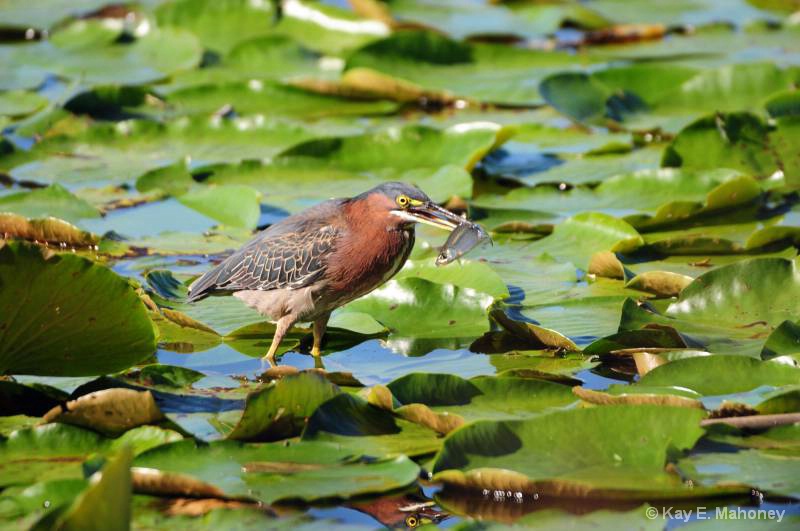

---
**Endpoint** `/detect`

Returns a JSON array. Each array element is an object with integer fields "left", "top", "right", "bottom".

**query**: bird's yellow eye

[{"left": 396, "top": 195, "right": 410, "bottom": 207}]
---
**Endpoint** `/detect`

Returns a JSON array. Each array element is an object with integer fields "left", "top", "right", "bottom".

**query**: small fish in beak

[{"left": 436, "top": 220, "right": 491, "bottom": 266}]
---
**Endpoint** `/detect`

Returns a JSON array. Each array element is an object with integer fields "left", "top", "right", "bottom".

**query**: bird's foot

[
  {"left": 260, "top": 353, "right": 277, "bottom": 370},
  {"left": 310, "top": 345, "right": 325, "bottom": 369}
]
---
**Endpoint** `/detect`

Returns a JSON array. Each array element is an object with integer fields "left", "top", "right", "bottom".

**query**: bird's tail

[{"left": 186, "top": 265, "right": 225, "bottom": 303}]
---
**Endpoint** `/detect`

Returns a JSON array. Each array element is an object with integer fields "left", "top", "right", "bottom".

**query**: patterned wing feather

[{"left": 187, "top": 225, "right": 338, "bottom": 301}]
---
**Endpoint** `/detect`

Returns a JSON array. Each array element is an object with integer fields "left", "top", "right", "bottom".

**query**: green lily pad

[
  {"left": 541, "top": 62, "right": 797, "bottom": 125},
  {"left": 0, "top": 477, "right": 87, "bottom": 527},
  {"left": 134, "top": 365, "right": 206, "bottom": 389},
  {"left": 0, "top": 184, "right": 100, "bottom": 224},
  {"left": 0, "top": 20, "right": 202, "bottom": 87},
  {"left": 772, "top": 115, "right": 800, "bottom": 188},
  {"left": 620, "top": 298, "right": 769, "bottom": 357},
  {"left": 762, "top": 320, "right": 800, "bottom": 360},
  {"left": 273, "top": 0, "right": 388, "bottom": 54},
  {"left": 302, "top": 393, "right": 441, "bottom": 458},
  {"left": 662, "top": 112, "right": 797, "bottom": 180},
  {"left": 386, "top": 373, "right": 577, "bottom": 423},
  {"left": 178, "top": 184, "right": 261, "bottom": 229},
  {"left": 766, "top": 89, "right": 800, "bottom": 118},
  {"left": 133, "top": 438, "right": 420, "bottom": 504},
  {"left": 384, "top": 1, "right": 607, "bottom": 41},
  {"left": 45, "top": 447, "right": 132, "bottom": 531},
  {"left": 155, "top": 0, "right": 277, "bottom": 55},
  {"left": 472, "top": 168, "right": 738, "bottom": 217},
  {"left": 196, "top": 161, "right": 471, "bottom": 214},
  {"left": 588, "top": 0, "right": 778, "bottom": 26},
  {"left": 225, "top": 35, "right": 323, "bottom": 81},
  {"left": 0, "top": 242, "right": 156, "bottom": 376},
  {"left": 489, "top": 309, "right": 580, "bottom": 352},
  {"left": 709, "top": 423, "right": 800, "bottom": 450},
  {"left": 0, "top": 90, "right": 48, "bottom": 118},
  {"left": 396, "top": 256, "right": 508, "bottom": 300},
  {"left": 587, "top": 22, "right": 800, "bottom": 67},
  {"left": 432, "top": 405, "right": 716, "bottom": 499},
  {"left": 342, "top": 277, "right": 493, "bottom": 339},
  {"left": 0, "top": 424, "right": 181, "bottom": 488},
  {"left": 345, "top": 29, "right": 596, "bottom": 106},
  {"left": 638, "top": 355, "right": 800, "bottom": 395},
  {"left": 278, "top": 122, "right": 510, "bottom": 174},
  {"left": 666, "top": 258, "right": 800, "bottom": 329},
  {"left": 121, "top": 228, "right": 250, "bottom": 258},
  {"left": 443, "top": 504, "right": 662, "bottom": 530},
  {"left": 755, "top": 385, "right": 800, "bottom": 414},
  {"left": 628, "top": 175, "right": 763, "bottom": 233},
  {"left": 0, "top": 0, "right": 114, "bottom": 30},
  {"left": 3, "top": 115, "right": 320, "bottom": 186},
  {"left": 164, "top": 81, "right": 398, "bottom": 119},
  {"left": 129, "top": 495, "right": 369, "bottom": 531},
  {"left": 227, "top": 372, "right": 341, "bottom": 442},
  {"left": 528, "top": 212, "right": 644, "bottom": 269},
  {"left": 679, "top": 448, "right": 800, "bottom": 499}
]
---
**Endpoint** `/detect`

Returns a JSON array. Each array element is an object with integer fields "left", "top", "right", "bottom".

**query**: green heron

[{"left": 187, "top": 182, "right": 464, "bottom": 364}]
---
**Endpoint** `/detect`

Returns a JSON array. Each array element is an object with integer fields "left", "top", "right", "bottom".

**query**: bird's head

[{"left": 358, "top": 182, "right": 463, "bottom": 232}]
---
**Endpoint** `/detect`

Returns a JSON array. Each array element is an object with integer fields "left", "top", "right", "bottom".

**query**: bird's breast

[{"left": 324, "top": 225, "right": 414, "bottom": 303}]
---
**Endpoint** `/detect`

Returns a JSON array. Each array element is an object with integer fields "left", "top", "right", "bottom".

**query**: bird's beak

[{"left": 404, "top": 201, "right": 462, "bottom": 231}]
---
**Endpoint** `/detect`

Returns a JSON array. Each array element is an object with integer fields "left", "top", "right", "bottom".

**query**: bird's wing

[{"left": 187, "top": 224, "right": 339, "bottom": 301}]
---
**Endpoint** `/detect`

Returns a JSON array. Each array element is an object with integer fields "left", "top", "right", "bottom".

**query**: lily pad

[
  {"left": 133, "top": 438, "right": 420, "bottom": 504},
  {"left": 383, "top": 1, "right": 607, "bottom": 41},
  {"left": 432, "top": 405, "right": 716, "bottom": 499},
  {"left": 178, "top": 185, "right": 262, "bottom": 229},
  {"left": 277, "top": 122, "right": 510, "bottom": 174},
  {"left": 155, "top": 0, "right": 277, "bottom": 55},
  {"left": 666, "top": 258, "right": 800, "bottom": 329},
  {"left": 275, "top": 0, "right": 389, "bottom": 54},
  {"left": 345, "top": 29, "right": 596, "bottom": 106},
  {"left": 0, "top": 0, "right": 113, "bottom": 30},
  {"left": 164, "top": 81, "right": 398, "bottom": 119},
  {"left": 227, "top": 372, "right": 340, "bottom": 442},
  {"left": 541, "top": 62, "right": 798, "bottom": 125},
  {"left": 528, "top": 212, "right": 644, "bottom": 269},
  {"left": 0, "top": 213, "right": 98, "bottom": 247},
  {"left": 43, "top": 388, "right": 166, "bottom": 437},
  {"left": 45, "top": 447, "right": 132, "bottom": 531},
  {"left": 0, "top": 20, "right": 202, "bottom": 87},
  {"left": 396, "top": 257, "right": 508, "bottom": 299},
  {"left": 472, "top": 168, "right": 738, "bottom": 217},
  {"left": 638, "top": 355, "right": 800, "bottom": 395},
  {"left": 662, "top": 112, "right": 798, "bottom": 181},
  {"left": 386, "top": 373, "right": 577, "bottom": 424},
  {"left": 342, "top": 277, "right": 494, "bottom": 339},
  {"left": 0, "top": 242, "right": 156, "bottom": 376},
  {"left": 762, "top": 320, "right": 800, "bottom": 360},
  {"left": 0, "top": 90, "right": 48, "bottom": 118},
  {"left": 3, "top": 115, "right": 320, "bottom": 186},
  {"left": 0, "top": 423, "right": 181, "bottom": 488},
  {"left": 0, "top": 184, "right": 100, "bottom": 224},
  {"left": 302, "top": 393, "right": 441, "bottom": 458},
  {"left": 679, "top": 448, "right": 800, "bottom": 499}
]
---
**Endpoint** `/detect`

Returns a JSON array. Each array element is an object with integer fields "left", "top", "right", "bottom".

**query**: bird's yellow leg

[
  {"left": 263, "top": 340, "right": 279, "bottom": 367},
  {"left": 311, "top": 313, "right": 330, "bottom": 358},
  {"left": 263, "top": 315, "right": 295, "bottom": 365}
]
